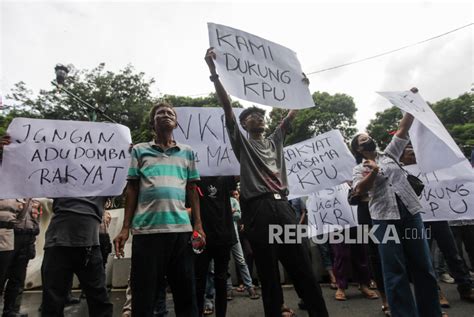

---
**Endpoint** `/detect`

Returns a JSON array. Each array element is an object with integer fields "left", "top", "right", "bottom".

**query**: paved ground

[{"left": 9, "top": 282, "right": 474, "bottom": 316}]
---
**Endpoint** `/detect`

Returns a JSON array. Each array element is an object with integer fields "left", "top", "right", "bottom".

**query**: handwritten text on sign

[
  {"left": 405, "top": 162, "right": 474, "bottom": 222},
  {"left": 173, "top": 107, "right": 244, "bottom": 176},
  {"left": 208, "top": 23, "right": 314, "bottom": 109},
  {"left": 286, "top": 130, "right": 356, "bottom": 198},
  {"left": 377, "top": 91, "right": 465, "bottom": 173},
  {"left": 306, "top": 183, "right": 358, "bottom": 237},
  {"left": 0, "top": 118, "right": 131, "bottom": 199}
]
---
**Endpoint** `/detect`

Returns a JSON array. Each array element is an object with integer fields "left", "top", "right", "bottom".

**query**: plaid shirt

[{"left": 353, "top": 135, "right": 424, "bottom": 220}]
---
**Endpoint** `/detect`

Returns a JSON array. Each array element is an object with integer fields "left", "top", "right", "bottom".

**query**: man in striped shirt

[{"left": 114, "top": 102, "right": 204, "bottom": 317}]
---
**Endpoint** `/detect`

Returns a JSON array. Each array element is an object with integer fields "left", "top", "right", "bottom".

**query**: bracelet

[{"left": 209, "top": 74, "right": 219, "bottom": 82}]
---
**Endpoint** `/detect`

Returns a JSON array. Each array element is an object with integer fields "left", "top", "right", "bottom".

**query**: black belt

[
  {"left": 245, "top": 192, "right": 288, "bottom": 204},
  {"left": 0, "top": 221, "right": 15, "bottom": 229}
]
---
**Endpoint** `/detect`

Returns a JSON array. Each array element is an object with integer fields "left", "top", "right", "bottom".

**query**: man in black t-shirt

[
  {"left": 41, "top": 197, "right": 113, "bottom": 316},
  {"left": 194, "top": 176, "right": 237, "bottom": 317}
]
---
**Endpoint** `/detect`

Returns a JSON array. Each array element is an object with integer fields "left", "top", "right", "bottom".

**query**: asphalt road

[{"left": 10, "top": 282, "right": 474, "bottom": 317}]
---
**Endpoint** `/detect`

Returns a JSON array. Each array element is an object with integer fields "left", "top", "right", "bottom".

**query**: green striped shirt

[{"left": 128, "top": 141, "right": 199, "bottom": 234}]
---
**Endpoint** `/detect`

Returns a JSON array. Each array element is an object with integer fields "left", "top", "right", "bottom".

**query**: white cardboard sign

[
  {"left": 377, "top": 90, "right": 465, "bottom": 173},
  {"left": 286, "top": 130, "right": 356, "bottom": 198},
  {"left": 0, "top": 118, "right": 131, "bottom": 198},
  {"left": 173, "top": 107, "right": 244, "bottom": 176},
  {"left": 306, "top": 183, "right": 358, "bottom": 236},
  {"left": 405, "top": 162, "right": 474, "bottom": 222},
  {"left": 208, "top": 23, "right": 314, "bottom": 109}
]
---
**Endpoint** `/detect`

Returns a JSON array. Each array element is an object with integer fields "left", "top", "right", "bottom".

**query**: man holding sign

[{"left": 205, "top": 48, "right": 328, "bottom": 317}]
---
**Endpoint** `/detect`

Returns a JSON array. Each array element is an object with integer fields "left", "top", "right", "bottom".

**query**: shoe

[
  {"left": 247, "top": 287, "right": 260, "bottom": 300},
  {"left": 226, "top": 290, "right": 233, "bottom": 301},
  {"left": 439, "top": 273, "right": 455, "bottom": 284},
  {"left": 297, "top": 299, "right": 307, "bottom": 310},
  {"left": 459, "top": 288, "right": 474, "bottom": 302},
  {"left": 439, "top": 290, "right": 450, "bottom": 308},
  {"left": 65, "top": 294, "right": 81, "bottom": 305}
]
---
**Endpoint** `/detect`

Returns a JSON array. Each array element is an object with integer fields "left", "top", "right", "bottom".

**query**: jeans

[
  {"left": 131, "top": 233, "right": 197, "bottom": 317},
  {"left": 373, "top": 198, "right": 441, "bottom": 317},
  {"left": 41, "top": 246, "right": 113, "bottom": 317},
  {"left": 227, "top": 223, "right": 253, "bottom": 291},
  {"left": 204, "top": 261, "right": 215, "bottom": 310}
]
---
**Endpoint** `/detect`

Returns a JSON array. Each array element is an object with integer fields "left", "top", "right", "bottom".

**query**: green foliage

[
  {"left": 1, "top": 64, "right": 242, "bottom": 145},
  {"left": 366, "top": 106, "right": 402, "bottom": 149},
  {"left": 266, "top": 91, "right": 357, "bottom": 145},
  {"left": 366, "top": 92, "right": 473, "bottom": 157}
]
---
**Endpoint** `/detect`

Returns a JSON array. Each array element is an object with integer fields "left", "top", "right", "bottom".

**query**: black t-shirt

[
  {"left": 44, "top": 197, "right": 106, "bottom": 248},
  {"left": 197, "top": 177, "right": 237, "bottom": 247}
]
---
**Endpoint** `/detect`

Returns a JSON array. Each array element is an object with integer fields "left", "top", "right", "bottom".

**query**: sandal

[
  {"left": 335, "top": 289, "right": 347, "bottom": 301},
  {"left": 361, "top": 288, "right": 379, "bottom": 299},
  {"left": 330, "top": 282, "right": 337, "bottom": 290},
  {"left": 203, "top": 307, "right": 214, "bottom": 315},
  {"left": 381, "top": 305, "right": 391, "bottom": 316},
  {"left": 236, "top": 284, "right": 245, "bottom": 292},
  {"left": 281, "top": 305, "right": 296, "bottom": 317}
]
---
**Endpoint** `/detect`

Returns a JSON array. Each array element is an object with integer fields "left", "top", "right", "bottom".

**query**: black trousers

[
  {"left": 41, "top": 246, "right": 113, "bottom": 317},
  {"left": 131, "top": 233, "right": 198, "bottom": 317},
  {"left": 242, "top": 197, "right": 329, "bottom": 317},
  {"left": 357, "top": 202, "right": 385, "bottom": 296},
  {"left": 194, "top": 244, "right": 231, "bottom": 317},
  {"left": 451, "top": 225, "right": 474, "bottom": 271},
  {"left": 3, "top": 233, "right": 36, "bottom": 315},
  {"left": 426, "top": 221, "right": 473, "bottom": 293}
]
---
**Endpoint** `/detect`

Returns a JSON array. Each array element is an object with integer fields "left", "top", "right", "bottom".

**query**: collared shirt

[
  {"left": 352, "top": 135, "right": 423, "bottom": 221},
  {"left": 128, "top": 140, "right": 200, "bottom": 234},
  {"left": 226, "top": 114, "right": 290, "bottom": 200}
]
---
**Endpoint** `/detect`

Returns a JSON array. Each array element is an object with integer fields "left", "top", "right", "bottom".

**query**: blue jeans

[
  {"left": 227, "top": 223, "right": 253, "bottom": 291},
  {"left": 373, "top": 199, "right": 442, "bottom": 317}
]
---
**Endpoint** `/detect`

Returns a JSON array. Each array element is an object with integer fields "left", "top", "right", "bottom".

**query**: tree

[
  {"left": 5, "top": 64, "right": 156, "bottom": 143},
  {"left": 366, "top": 92, "right": 473, "bottom": 157},
  {"left": 266, "top": 91, "right": 358, "bottom": 145},
  {"left": 366, "top": 106, "right": 402, "bottom": 150},
  {"left": 2, "top": 64, "right": 242, "bottom": 144}
]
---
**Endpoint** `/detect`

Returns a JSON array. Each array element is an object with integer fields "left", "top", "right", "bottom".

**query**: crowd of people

[{"left": 0, "top": 47, "right": 473, "bottom": 317}]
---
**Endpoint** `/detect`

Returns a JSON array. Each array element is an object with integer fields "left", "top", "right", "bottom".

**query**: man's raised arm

[{"left": 205, "top": 48, "right": 234, "bottom": 123}]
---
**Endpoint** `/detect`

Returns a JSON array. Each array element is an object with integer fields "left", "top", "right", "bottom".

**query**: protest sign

[
  {"left": 377, "top": 90, "right": 465, "bottom": 172},
  {"left": 0, "top": 118, "right": 131, "bottom": 198},
  {"left": 208, "top": 23, "right": 314, "bottom": 109},
  {"left": 286, "top": 130, "right": 356, "bottom": 198},
  {"left": 306, "top": 183, "right": 358, "bottom": 236},
  {"left": 173, "top": 107, "right": 244, "bottom": 176},
  {"left": 405, "top": 161, "right": 474, "bottom": 222}
]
